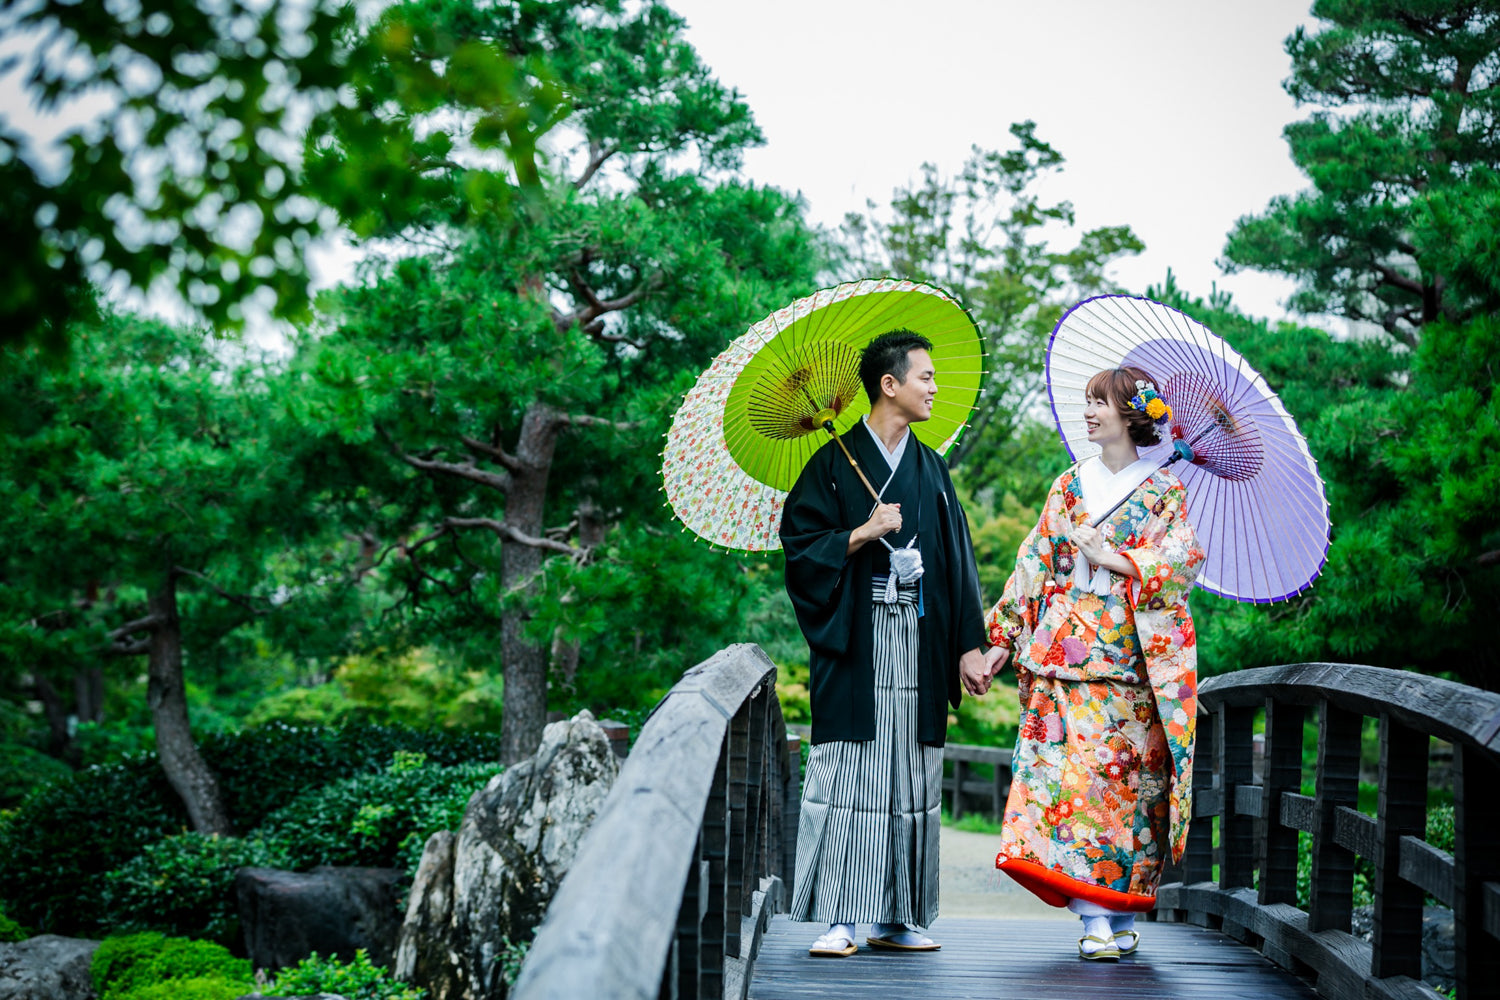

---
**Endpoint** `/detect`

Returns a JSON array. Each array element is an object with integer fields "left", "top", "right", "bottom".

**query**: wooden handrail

[
  {"left": 1157, "top": 662, "right": 1500, "bottom": 1000},
  {"left": 514, "top": 644, "right": 797, "bottom": 1000}
]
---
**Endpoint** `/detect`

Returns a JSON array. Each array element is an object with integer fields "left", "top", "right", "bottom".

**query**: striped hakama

[{"left": 788, "top": 579, "right": 944, "bottom": 925}]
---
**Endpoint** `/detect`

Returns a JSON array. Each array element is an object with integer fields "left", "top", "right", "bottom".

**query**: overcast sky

[{"left": 666, "top": 0, "right": 1318, "bottom": 322}]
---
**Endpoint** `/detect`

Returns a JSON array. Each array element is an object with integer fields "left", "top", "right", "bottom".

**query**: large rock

[
  {"left": 235, "top": 866, "right": 405, "bottom": 973},
  {"left": 395, "top": 711, "right": 619, "bottom": 1000},
  {"left": 0, "top": 936, "right": 98, "bottom": 1000},
  {"left": 1350, "top": 903, "right": 1455, "bottom": 992}
]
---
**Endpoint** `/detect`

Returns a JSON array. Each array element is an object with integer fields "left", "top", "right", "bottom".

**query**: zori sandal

[
  {"left": 808, "top": 931, "right": 857, "bottom": 958},
  {"left": 866, "top": 929, "right": 940, "bottom": 951},
  {"left": 1078, "top": 934, "right": 1121, "bottom": 961}
]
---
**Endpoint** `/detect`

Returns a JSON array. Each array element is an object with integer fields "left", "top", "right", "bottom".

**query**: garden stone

[
  {"left": 1349, "top": 903, "right": 1455, "bottom": 992},
  {"left": 0, "top": 935, "right": 98, "bottom": 1000},
  {"left": 395, "top": 710, "right": 619, "bottom": 1000},
  {"left": 235, "top": 866, "right": 405, "bottom": 973}
]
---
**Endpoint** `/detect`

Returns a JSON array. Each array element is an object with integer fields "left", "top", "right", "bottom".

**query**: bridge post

[
  {"left": 1371, "top": 713, "right": 1427, "bottom": 980},
  {"left": 1180, "top": 709, "right": 1216, "bottom": 885},
  {"left": 1309, "top": 700, "right": 1360, "bottom": 933},
  {"left": 1259, "top": 699, "right": 1305, "bottom": 906},
  {"left": 782, "top": 734, "right": 800, "bottom": 897},
  {"left": 1454, "top": 743, "right": 1500, "bottom": 1000},
  {"left": 703, "top": 747, "right": 730, "bottom": 998},
  {"left": 1218, "top": 704, "right": 1256, "bottom": 890}
]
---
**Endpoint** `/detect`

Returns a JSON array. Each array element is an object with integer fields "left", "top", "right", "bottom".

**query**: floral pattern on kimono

[{"left": 986, "top": 465, "right": 1203, "bottom": 903}]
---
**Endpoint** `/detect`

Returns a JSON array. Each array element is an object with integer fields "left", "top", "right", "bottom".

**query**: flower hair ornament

[{"left": 1127, "top": 379, "right": 1173, "bottom": 433}]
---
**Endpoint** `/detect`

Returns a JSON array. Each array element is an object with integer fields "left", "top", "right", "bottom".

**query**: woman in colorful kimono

[{"left": 976, "top": 366, "right": 1205, "bottom": 961}]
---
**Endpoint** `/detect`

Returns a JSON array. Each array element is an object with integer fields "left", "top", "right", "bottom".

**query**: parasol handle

[{"left": 817, "top": 416, "right": 883, "bottom": 503}]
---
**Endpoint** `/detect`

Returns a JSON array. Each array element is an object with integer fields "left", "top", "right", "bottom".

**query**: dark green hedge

[{"left": 0, "top": 723, "right": 505, "bottom": 935}]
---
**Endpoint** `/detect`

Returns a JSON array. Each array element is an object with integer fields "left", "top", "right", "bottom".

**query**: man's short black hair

[{"left": 858, "top": 329, "right": 934, "bottom": 404}]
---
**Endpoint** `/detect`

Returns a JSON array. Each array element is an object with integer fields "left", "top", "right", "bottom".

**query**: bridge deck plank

[{"left": 750, "top": 917, "right": 1320, "bottom": 999}]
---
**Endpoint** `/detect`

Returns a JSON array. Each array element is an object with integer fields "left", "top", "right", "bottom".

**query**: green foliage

[
  {"left": 0, "top": 722, "right": 503, "bottom": 935},
  {"left": 284, "top": 0, "right": 829, "bottom": 761},
  {"left": 246, "top": 649, "right": 506, "bottom": 733},
  {"left": 942, "top": 808, "right": 1004, "bottom": 836},
  {"left": 1, "top": 0, "right": 356, "bottom": 350},
  {"left": 1222, "top": 2, "right": 1500, "bottom": 341},
  {"left": 774, "top": 662, "right": 811, "bottom": 726},
  {"left": 0, "top": 900, "right": 30, "bottom": 943},
  {"left": 102, "top": 833, "right": 290, "bottom": 944},
  {"left": 498, "top": 936, "right": 531, "bottom": 992},
  {"left": 201, "top": 722, "right": 506, "bottom": 832},
  {"left": 258, "top": 755, "right": 499, "bottom": 875},
  {"left": 266, "top": 948, "right": 425, "bottom": 1000},
  {"left": 91, "top": 933, "right": 251, "bottom": 1000},
  {"left": 1, "top": 0, "right": 556, "bottom": 353},
  {"left": 1427, "top": 802, "right": 1455, "bottom": 855},
  {"left": 0, "top": 742, "right": 72, "bottom": 810},
  {"left": 0, "top": 758, "right": 184, "bottom": 935}
]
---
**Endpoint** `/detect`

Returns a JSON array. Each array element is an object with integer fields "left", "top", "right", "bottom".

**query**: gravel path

[{"left": 935, "top": 825, "right": 1072, "bottom": 921}]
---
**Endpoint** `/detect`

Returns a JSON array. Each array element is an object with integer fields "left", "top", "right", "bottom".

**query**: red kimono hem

[{"left": 996, "top": 856, "right": 1157, "bottom": 912}]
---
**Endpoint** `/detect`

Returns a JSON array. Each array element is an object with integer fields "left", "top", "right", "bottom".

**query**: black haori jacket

[{"left": 779, "top": 425, "right": 987, "bottom": 747}]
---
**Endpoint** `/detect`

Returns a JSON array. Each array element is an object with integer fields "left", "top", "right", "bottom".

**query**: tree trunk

[
  {"left": 33, "top": 673, "right": 73, "bottom": 760},
  {"left": 147, "top": 571, "right": 232, "bottom": 834},
  {"left": 549, "top": 498, "right": 607, "bottom": 691},
  {"left": 75, "top": 667, "right": 104, "bottom": 725},
  {"left": 499, "top": 403, "right": 564, "bottom": 764}
]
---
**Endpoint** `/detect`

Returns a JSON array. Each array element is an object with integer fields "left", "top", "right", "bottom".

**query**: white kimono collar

[{"left": 1071, "top": 442, "right": 1173, "bottom": 594}]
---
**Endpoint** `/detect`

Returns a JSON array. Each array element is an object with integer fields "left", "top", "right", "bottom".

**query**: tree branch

[
  {"left": 174, "top": 567, "right": 269, "bottom": 616},
  {"left": 573, "top": 140, "right": 616, "bottom": 190},
  {"left": 443, "top": 516, "right": 589, "bottom": 559},
  {"left": 558, "top": 413, "right": 643, "bottom": 432},
  {"left": 1479, "top": 549, "right": 1500, "bottom": 568},
  {"left": 380, "top": 426, "right": 513, "bottom": 494},
  {"left": 461, "top": 435, "right": 524, "bottom": 473},
  {"left": 1374, "top": 262, "right": 1426, "bottom": 298},
  {"left": 555, "top": 268, "right": 661, "bottom": 340},
  {"left": 107, "top": 613, "right": 164, "bottom": 641}
]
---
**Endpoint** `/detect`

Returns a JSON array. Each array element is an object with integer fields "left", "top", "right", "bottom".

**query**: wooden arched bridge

[{"left": 514, "top": 644, "right": 1500, "bottom": 1000}]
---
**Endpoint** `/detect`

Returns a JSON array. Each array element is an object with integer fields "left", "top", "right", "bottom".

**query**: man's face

[{"left": 883, "top": 348, "right": 937, "bottom": 423}]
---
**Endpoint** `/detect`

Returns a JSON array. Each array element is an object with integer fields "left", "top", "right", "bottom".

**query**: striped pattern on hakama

[{"left": 788, "top": 579, "right": 944, "bottom": 925}]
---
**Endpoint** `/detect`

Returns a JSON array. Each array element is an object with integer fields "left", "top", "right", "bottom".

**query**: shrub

[
  {"left": 0, "top": 722, "right": 505, "bottom": 935},
  {"left": 102, "top": 833, "right": 291, "bottom": 943},
  {"left": 0, "top": 900, "right": 30, "bottom": 942},
  {"left": 91, "top": 932, "right": 252, "bottom": 1000},
  {"left": 266, "top": 948, "right": 425, "bottom": 1000},
  {"left": 0, "top": 742, "right": 73, "bottom": 810},
  {"left": 0, "top": 759, "right": 184, "bottom": 934},
  {"left": 202, "top": 722, "right": 506, "bottom": 830},
  {"left": 114, "top": 976, "right": 249, "bottom": 1000},
  {"left": 259, "top": 754, "right": 500, "bottom": 874}
]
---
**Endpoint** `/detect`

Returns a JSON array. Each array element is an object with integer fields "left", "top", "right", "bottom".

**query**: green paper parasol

[{"left": 662, "top": 278, "right": 984, "bottom": 551}]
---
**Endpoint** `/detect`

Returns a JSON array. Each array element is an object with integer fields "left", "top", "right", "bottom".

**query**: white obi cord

[{"left": 1071, "top": 444, "right": 1171, "bottom": 595}]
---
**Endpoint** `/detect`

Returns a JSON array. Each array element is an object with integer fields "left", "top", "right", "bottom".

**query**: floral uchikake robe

[{"left": 986, "top": 465, "right": 1204, "bottom": 910}]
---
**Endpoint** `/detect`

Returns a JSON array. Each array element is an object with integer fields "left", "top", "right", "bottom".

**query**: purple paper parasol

[{"left": 1045, "top": 295, "right": 1330, "bottom": 603}]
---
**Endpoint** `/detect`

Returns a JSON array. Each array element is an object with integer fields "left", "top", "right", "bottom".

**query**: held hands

[{"left": 960, "top": 645, "right": 1008, "bottom": 697}]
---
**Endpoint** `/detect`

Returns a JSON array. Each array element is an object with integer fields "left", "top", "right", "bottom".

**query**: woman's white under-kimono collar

[{"left": 1072, "top": 443, "right": 1174, "bottom": 594}]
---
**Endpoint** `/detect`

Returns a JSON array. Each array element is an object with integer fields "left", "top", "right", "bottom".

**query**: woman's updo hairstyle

[{"left": 1085, "top": 366, "right": 1163, "bottom": 447}]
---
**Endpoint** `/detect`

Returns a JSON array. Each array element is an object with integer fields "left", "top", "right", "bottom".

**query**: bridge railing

[
  {"left": 514, "top": 644, "right": 797, "bottom": 1000},
  {"left": 1156, "top": 662, "right": 1500, "bottom": 1000}
]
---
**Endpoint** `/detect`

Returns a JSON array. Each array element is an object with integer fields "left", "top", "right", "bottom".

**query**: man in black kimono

[{"left": 780, "top": 329, "right": 989, "bottom": 957}]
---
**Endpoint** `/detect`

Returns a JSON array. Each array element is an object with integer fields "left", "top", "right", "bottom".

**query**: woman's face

[{"left": 1084, "top": 390, "right": 1128, "bottom": 447}]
